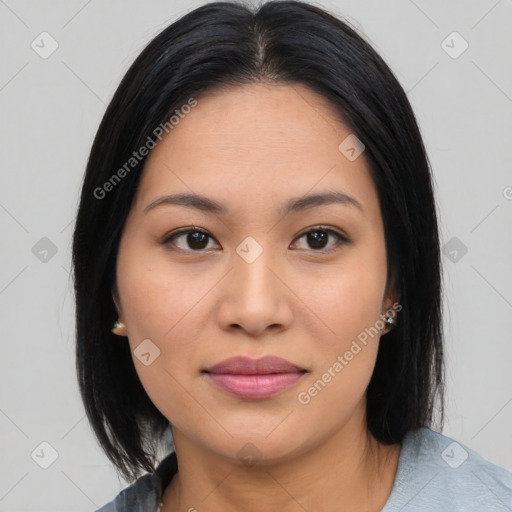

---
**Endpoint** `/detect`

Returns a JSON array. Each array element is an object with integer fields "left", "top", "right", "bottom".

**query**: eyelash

[{"left": 162, "top": 225, "right": 350, "bottom": 254}]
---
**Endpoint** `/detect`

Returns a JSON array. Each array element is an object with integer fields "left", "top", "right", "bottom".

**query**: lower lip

[{"left": 206, "top": 372, "right": 304, "bottom": 399}]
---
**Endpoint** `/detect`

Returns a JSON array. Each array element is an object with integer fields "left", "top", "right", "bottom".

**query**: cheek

[
  {"left": 295, "top": 264, "right": 385, "bottom": 421},
  {"left": 117, "top": 239, "right": 200, "bottom": 339},
  {"left": 294, "top": 243, "right": 387, "bottom": 411},
  {"left": 116, "top": 247, "right": 205, "bottom": 424},
  {"left": 116, "top": 241, "right": 224, "bottom": 399},
  {"left": 300, "top": 247, "right": 387, "bottom": 347}
]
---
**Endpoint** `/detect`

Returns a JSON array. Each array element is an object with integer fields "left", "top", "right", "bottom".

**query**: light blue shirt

[{"left": 96, "top": 427, "right": 512, "bottom": 511}]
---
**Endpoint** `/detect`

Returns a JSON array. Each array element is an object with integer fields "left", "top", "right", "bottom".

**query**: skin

[{"left": 112, "top": 82, "right": 401, "bottom": 512}]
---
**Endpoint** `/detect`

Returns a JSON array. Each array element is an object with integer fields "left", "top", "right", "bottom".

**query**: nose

[{"left": 216, "top": 245, "right": 294, "bottom": 337}]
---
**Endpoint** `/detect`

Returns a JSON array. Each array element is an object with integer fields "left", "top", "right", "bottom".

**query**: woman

[{"left": 72, "top": 1, "right": 512, "bottom": 510}]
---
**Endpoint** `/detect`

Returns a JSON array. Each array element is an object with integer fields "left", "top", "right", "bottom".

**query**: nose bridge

[{"left": 233, "top": 235, "right": 278, "bottom": 300}]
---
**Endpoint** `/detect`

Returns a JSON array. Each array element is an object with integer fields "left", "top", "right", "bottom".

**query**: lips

[
  {"left": 205, "top": 356, "right": 305, "bottom": 375},
  {"left": 203, "top": 356, "right": 306, "bottom": 399}
]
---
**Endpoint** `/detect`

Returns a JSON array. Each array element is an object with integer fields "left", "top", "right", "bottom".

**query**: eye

[
  {"left": 162, "top": 225, "right": 349, "bottom": 254},
  {"left": 291, "top": 226, "right": 349, "bottom": 253},
  {"left": 162, "top": 227, "right": 219, "bottom": 252}
]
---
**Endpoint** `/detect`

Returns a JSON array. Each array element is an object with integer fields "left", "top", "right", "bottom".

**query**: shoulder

[
  {"left": 95, "top": 451, "right": 178, "bottom": 512},
  {"left": 383, "top": 427, "right": 512, "bottom": 511},
  {"left": 94, "top": 473, "right": 161, "bottom": 512}
]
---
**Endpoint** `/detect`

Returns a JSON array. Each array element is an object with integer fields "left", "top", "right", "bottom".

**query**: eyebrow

[{"left": 143, "top": 190, "right": 363, "bottom": 216}]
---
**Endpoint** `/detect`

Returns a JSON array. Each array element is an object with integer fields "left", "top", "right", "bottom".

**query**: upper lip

[{"left": 204, "top": 356, "right": 306, "bottom": 375}]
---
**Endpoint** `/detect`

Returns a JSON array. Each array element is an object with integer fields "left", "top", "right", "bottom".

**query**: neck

[{"left": 161, "top": 408, "right": 400, "bottom": 512}]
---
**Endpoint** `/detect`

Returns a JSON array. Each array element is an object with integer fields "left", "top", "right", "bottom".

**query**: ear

[
  {"left": 381, "top": 276, "right": 401, "bottom": 331},
  {"left": 383, "top": 295, "right": 401, "bottom": 315},
  {"left": 111, "top": 283, "right": 123, "bottom": 320},
  {"left": 382, "top": 273, "right": 401, "bottom": 310},
  {"left": 110, "top": 286, "right": 128, "bottom": 336}
]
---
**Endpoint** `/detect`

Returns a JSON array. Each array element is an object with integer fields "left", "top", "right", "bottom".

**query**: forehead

[{"left": 133, "top": 83, "right": 379, "bottom": 218}]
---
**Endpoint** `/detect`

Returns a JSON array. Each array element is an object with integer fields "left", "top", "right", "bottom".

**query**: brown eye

[
  {"left": 292, "top": 227, "right": 349, "bottom": 253},
  {"left": 163, "top": 228, "right": 218, "bottom": 252},
  {"left": 163, "top": 226, "right": 349, "bottom": 254}
]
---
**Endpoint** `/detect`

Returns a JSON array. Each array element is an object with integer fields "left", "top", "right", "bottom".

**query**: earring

[
  {"left": 111, "top": 320, "right": 127, "bottom": 336},
  {"left": 385, "top": 316, "right": 396, "bottom": 326},
  {"left": 384, "top": 314, "right": 397, "bottom": 332}
]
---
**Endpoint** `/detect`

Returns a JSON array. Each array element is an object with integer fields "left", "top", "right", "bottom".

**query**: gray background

[{"left": 0, "top": 0, "right": 511, "bottom": 509}]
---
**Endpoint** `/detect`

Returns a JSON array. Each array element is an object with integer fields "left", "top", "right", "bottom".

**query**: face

[{"left": 113, "top": 82, "right": 397, "bottom": 464}]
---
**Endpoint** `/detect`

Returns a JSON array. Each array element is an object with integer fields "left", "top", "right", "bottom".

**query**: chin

[{"left": 200, "top": 423, "right": 313, "bottom": 467}]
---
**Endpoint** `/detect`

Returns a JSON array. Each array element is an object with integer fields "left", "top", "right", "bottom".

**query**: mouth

[{"left": 202, "top": 356, "right": 307, "bottom": 399}]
